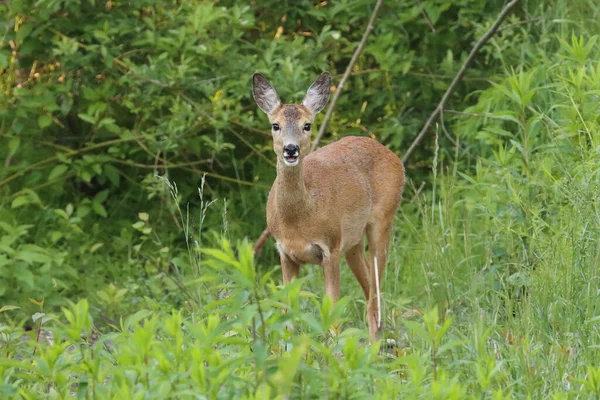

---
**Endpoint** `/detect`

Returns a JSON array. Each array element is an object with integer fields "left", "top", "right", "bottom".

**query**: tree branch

[
  {"left": 310, "top": 0, "right": 384, "bottom": 152},
  {"left": 0, "top": 135, "right": 265, "bottom": 190},
  {"left": 401, "top": 0, "right": 521, "bottom": 163},
  {"left": 444, "top": 109, "right": 521, "bottom": 123}
]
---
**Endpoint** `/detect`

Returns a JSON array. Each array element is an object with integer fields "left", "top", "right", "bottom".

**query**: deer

[{"left": 252, "top": 71, "right": 405, "bottom": 342}]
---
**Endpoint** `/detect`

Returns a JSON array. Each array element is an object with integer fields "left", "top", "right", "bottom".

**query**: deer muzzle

[{"left": 282, "top": 143, "right": 300, "bottom": 166}]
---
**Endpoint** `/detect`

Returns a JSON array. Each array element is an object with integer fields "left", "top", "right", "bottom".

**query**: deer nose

[{"left": 283, "top": 144, "right": 299, "bottom": 156}]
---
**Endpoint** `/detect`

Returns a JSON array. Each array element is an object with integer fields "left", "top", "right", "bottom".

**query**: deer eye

[
  {"left": 303, "top": 123, "right": 311, "bottom": 131},
  {"left": 272, "top": 123, "right": 280, "bottom": 131}
]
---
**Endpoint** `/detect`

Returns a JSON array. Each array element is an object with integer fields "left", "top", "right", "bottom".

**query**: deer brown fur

[{"left": 252, "top": 72, "right": 405, "bottom": 341}]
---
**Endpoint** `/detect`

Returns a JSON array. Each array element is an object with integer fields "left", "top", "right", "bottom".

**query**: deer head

[{"left": 252, "top": 72, "right": 330, "bottom": 167}]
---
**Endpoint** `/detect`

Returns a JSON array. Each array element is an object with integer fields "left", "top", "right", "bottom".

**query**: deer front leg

[
  {"left": 281, "top": 254, "right": 299, "bottom": 284},
  {"left": 280, "top": 254, "right": 300, "bottom": 351},
  {"left": 323, "top": 250, "right": 341, "bottom": 336}
]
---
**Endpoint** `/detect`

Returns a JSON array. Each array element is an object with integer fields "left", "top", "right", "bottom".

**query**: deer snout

[{"left": 282, "top": 144, "right": 300, "bottom": 166}]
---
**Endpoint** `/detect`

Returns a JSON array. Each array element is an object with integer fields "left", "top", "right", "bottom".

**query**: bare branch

[
  {"left": 402, "top": 0, "right": 521, "bottom": 163},
  {"left": 311, "top": 0, "right": 384, "bottom": 152},
  {"left": 417, "top": 0, "right": 436, "bottom": 32},
  {"left": 497, "top": 17, "right": 541, "bottom": 32},
  {"left": 444, "top": 109, "right": 520, "bottom": 122},
  {"left": 439, "top": 109, "right": 459, "bottom": 148}
]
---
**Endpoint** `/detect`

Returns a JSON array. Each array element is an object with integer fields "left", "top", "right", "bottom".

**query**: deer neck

[{"left": 274, "top": 159, "right": 313, "bottom": 214}]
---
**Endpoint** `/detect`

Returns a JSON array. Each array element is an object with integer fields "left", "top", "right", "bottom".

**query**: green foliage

[{"left": 1, "top": 0, "right": 600, "bottom": 398}]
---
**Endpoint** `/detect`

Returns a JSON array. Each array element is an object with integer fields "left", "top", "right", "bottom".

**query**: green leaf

[
  {"left": 15, "top": 268, "right": 35, "bottom": 288},
  {"left": 49, "top": 164, "right": 68, "bottom": 180},
  {"left": 11, "top": 196, "right": 29, "bottom": 209},
  {"left": 437, "top": 339, "right": 465, "bottom": 356},
  {"left": 90, "top": 243, "right": 104, "bottom": 253},
  {"left": 77, "top": 113, "right": 97, "bottom": 124},
  {"left": 103, "top": 164, "right": 120, "bottom": 187},
  {"left": 132, "top": 221, "right": 145, "bottom": 230},
  {"left": 404, "top": 320, "right": 432, "bottom": 344},
  {"left": 77, "top": 205, "right": 91, "bottom": 218},
  {"left": 51, "top": 231, "right": 63, "bottom": 242},
  {"left": 80, "top": 170, "right": 92, "bottom": 183},
  {"left": 32, "top": 312, "right": 45, "bottom": 322},
  {"left": 28, "top": 298, "right": 44, "bottom": 308},
  {"left": 300, "top": 314, "right": 324, "bottom": 334},
  {"left": 17, "top": 245, "right": 52, "bottom": 264},
  {"left": 11, "top": 190, "right": 42, "bottom": 209},
  {"left": 0, "top": 384, "right": 18, "bottom": 396},
  {"left": 124, "top": 309, "right": 153, "bottom": 330},
  {"left": 92, "top": 202, "right": 107, "bottom": 218},
  {"left": 0, "top": 305, "right": 20, "bottom": 313},
  {"left": 0, "top": 51, "right": 9, "bottom": 68},
  {"left": 38, "top": 114, "right": 52, "bottom": 128},
  {"left": 32, "top": 313, "right": 53, "bottom": 324},
  {"left": 16, "top": 22, "right": 35, "bottom": 43},
  {"left": 94, "top": 189, "right": 109, "bottom": 204},
  {"left": 8, "top": 138, "right": 20, "bottom": 156}
]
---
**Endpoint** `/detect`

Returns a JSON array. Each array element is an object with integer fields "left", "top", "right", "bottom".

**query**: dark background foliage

[
  {"left": 1, "top": 0, "right": 531, "bottom": 311},
  {"left": 0, "top": 0, "right": 591, "bottom": 312}
]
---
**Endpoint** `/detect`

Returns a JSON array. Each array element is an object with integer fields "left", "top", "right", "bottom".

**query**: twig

[
  {"left": 333, "top": 68, "right": 493, "bottom": 82},
  {"left": 311, "top": 0, "right": 384, "bottom": 152},
  {"left": 439, "top": 109, "right": 458, "bottom": 148},
  {"left": 228, "top": 129, "right": 276, "bottom": 167},
  {"left": 497, "top": 17, "right": 541, "bottom": 32},
  {"left": 111, "top": 159, "right": 269, "bottom": 189},
  {"left": 417, "top": 0, "right": 436, "bottom": 32},
  {"left": 0, "top": 135, "right": 265, "bottom": 189},
  {"left": 177, "top": 92, "right": 276, "bottom": 168},
  {"left": 0, "top": 136, "right": 142, "bottom": 188},
  {"left": 230, "top": 119, "right": 272, "bottom": 137},
  {"left": 402, "top": 0, "right": 521, "bottom": 163},
  {"left": 410, "top": 181, "right": 426, "bottom": 204},
  {"left": 444, "top": 109, "right": 521, "bottom": 123},
  {"left": 9, "top": 173, "right": 77, "bottom": 200}
]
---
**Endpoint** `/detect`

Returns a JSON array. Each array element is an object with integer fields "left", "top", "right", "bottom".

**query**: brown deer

[{"left": 252, "top": 72, "right": 405, "bottom": 341}]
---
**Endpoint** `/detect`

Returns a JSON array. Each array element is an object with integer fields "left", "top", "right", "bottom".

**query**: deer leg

[
  {"left": 280, "top": 255, "right": 300, "bottom": 349},
  {"left": 323, "top": 249, "right": 341, "bottom": 335},
  {"left": 366, "top": 221, "right": 393, "bottom": 341},
  {"left": 281, "top": 254, "right": 300, "bottom": 284},
  {"left": 345, "top": 242, "right": 376, "bottom": 339},
  {"left": 344, "top": 243, "right": 370, "bottom": 305}
]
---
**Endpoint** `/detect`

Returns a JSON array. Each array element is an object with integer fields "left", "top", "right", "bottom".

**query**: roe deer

[{"left": 252, "top": 72, "right": 405, "bottom": 341}]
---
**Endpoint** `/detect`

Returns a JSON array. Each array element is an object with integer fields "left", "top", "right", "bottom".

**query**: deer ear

[
  {"left": 302, "top": 72, "right": 331, "bottom": 114},
  {"left": 252, "top": 73, "right": 281, "bottom": 115}
]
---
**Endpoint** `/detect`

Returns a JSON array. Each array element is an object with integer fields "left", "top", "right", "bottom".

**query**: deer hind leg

[
  {"left": 366, "top": 220, "right": 393, "bottom": 341},
  {"left": 345, "top": 242, "right": 372, "bottom": 337},
  {"left": 344, "top": 242, "right": 370, "bottom": 300}
]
